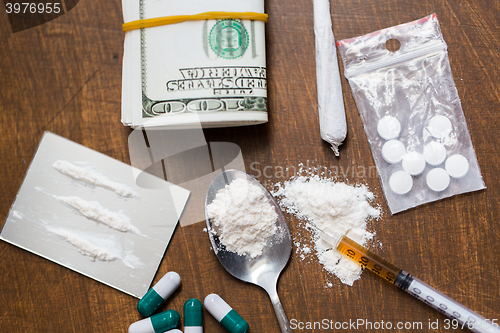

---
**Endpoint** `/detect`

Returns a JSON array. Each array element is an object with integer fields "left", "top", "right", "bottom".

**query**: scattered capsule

[
  {"left": 138, "top": 272, "right": 181, "bottom": 317},
  {"left": 129, "top": 309, "right": 180, "bottom": 333},
  {"left": 184, "top": 298, "right": 203, "bottom": 333},
  {"left": 204, "top": 294, "right": 249, "bottom": 333}
]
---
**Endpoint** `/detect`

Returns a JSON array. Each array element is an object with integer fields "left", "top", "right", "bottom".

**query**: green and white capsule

[
  {"left": 204, "top": 294, "right": 249, "bottom": 333},
  {"left": 184, "top": 298, "right": 203, "bottom": 333},
  {"left": 128, "top": 309, "right": 180, "bottom": 333},
  {"left": 138, "top": 272, "right": 181, "bottom": 317}
]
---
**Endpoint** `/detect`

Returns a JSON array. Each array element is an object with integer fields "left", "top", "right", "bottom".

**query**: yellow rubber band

[{"left": 122, "top": 11, "right": 268, "bottom": 32}]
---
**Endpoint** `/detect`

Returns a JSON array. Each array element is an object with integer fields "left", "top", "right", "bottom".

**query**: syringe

[{"left": 318, "top": 228, "right": 500, "bottom": 333}]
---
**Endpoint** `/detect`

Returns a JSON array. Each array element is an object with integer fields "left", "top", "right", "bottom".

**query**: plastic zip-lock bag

[{"left": 337, "top": 14, "right": 485, "bottom": 214}]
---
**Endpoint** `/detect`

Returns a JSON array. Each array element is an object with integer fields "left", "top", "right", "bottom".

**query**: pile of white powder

[
  {"left": 206, "top": 178, "right": 277, "bottom": 258},
  {"left": 273, "top": 173, "right": 381, "bottom": 286}
]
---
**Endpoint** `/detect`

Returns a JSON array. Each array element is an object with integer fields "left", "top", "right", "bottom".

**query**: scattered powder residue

[
  {"left": 122, "top": 251, "right": 144, "bottom": 269},
  {"left": 47, "top": 227, "right": 119, "bottom": 262},
  {"left": 52, "top": 160, "right": 138, "bottom": 198},
  {"left": 53, "top": 195, "right": 142, "bottom": 235},
  {"left": 206, "top": 178, "right": 277, "bottom": 258},
  {"left": 273, "top": 172, "right": 381, "bottom": 286},
  {"left": 12, "top": 211, "right": 23, "bottom": 219}
]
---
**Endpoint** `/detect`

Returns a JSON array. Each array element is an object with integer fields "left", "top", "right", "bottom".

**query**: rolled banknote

[
  {"left": 313, "top": 0, "right": 346, "bottom": 156},
  {"left": 121, "top": 0, "right": 268, "bottom": 128}
]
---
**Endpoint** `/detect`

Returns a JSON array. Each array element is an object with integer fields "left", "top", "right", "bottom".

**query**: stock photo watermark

[
  {"left": 290, "top": 318, "right": 499, "bottom": 331},
  {"left": 249, "top": 161, "right": 378, "bottom": 181},
  {"left": 3, "top": 0, "right": 80, "bottom": 33}
]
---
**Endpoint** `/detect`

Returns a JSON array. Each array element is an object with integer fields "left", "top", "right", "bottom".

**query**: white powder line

[
  {"left": 47, "top": 227, "right": 119, "bottom": 262},
  {"left": 52, "top": 160, "right": 138, "bottom": 198},
  {"left": 53, "top": 195, "right": 143, "bottom": 235}
]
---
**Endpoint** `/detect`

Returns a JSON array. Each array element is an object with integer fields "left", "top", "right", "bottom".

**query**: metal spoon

[{"left": 205, "top": 170, "right": 293, "bottom": 333}]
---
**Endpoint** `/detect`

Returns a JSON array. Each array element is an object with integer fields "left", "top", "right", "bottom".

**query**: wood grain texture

[{"left": 1, "top": 0, "right": 499, "bottom": 332}]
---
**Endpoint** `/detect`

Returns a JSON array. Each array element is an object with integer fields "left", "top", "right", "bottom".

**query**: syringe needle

[{"left": 318, "top": 228, "right": 499, "bottom": 333}]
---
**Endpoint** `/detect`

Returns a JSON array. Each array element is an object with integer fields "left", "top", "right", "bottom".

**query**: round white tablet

[
  {"left": 428, "top": 115, "right": 452, "bottom": 139},
  {"left": 423, "top": 141, "right": 447, "bottom": 166},
  {"left": 426, "top": 168, "right": 450, "bottom": 192},
  {"left": 445, "top": 154, "right": 469, "bottom": 178},
  {"left": 377, "top": 116, "right": 401, "bottom": 140},
  {"left": 382, "top": 140, "right": 406, "bottom": 164},
  {"left": 402, "top": 152, "right": 426, "bottom": 176},
  {"left": 389, "top": 171, "right": 413, "bottom": 195}
]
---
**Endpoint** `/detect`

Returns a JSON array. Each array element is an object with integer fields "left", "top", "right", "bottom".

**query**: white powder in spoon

[
  {"left": 206, "top": 178, "right": 277, "bottom": 258},
  {"left": 273, "top": 174, "right": 381, "bottom": 286}
]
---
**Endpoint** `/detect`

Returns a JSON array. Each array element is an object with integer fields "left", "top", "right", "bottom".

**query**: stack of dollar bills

[{"left": 121, "top": 0, "right": 268, "bottom": 129}]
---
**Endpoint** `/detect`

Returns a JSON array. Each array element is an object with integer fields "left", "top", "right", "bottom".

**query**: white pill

[
  {"left": 423, "top": 142, "right": 447, "bottom": 166},
  {"left": 445, "top": 154, "right": 469, "bottom": 178},
  {"left": 426, "top": 168, "right": 450, "bottom": 192},
  {"left": 428, "top": 115, "right": 452, "bottom": 139},
  {"left": 382, "top": 140, "right": 406, "bottom": 164},
  {"left": 389, "top": 171, "right": 413, "bottom": 195},
  {"left": 402, "top": 152, "right": 426, "bottom": 176},
  {"left": 377, "top": 116, "right": 401, "bottom": 140}
]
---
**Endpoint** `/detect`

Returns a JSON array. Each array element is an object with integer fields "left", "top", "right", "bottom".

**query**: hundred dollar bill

[{"left": 121, "top": 0, "right": 268, "bottom": 128}]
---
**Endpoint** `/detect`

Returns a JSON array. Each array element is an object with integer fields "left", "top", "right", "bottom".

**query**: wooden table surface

[{"left": 1, "top": 0, "right": 499, "bottom": 332}]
